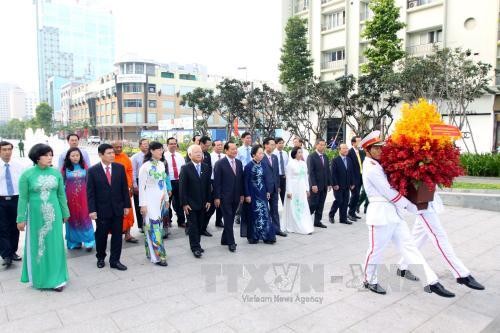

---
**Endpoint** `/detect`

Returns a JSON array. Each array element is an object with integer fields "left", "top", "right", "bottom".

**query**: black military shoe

[
  {"left": 397, "top": 268, "right": 420, "bottom": 281},
  {"left": 457, "top": 275, "right": 485, "bottom": 290},
  {"left": 363, "top": 281, "right": 386, "bottom": 295},
  {"left": 424, "top": 282, "right": 455, "bottom": 298}
]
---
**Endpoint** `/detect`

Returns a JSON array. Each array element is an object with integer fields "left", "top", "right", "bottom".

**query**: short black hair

[
  {"left": 98, "top": 143, "right": 114, "bottom": 155},
  {"left": 212, "top": 139, "right": 222, "bottom": 146},
  {"left": 224, "top": 141, "right": 236, "bottom": 151},
  {"left": 28, "top": 143, "right": 53, "bottom": 165},
  {"left": 290, "top": 146, "right": 301, "bottom": 159},
  {"left": 200, "top": 135, "right": 211, "bottom": 144},
  {"left": 315, "top": 138, "right": 325, "bottom": 145},
  {"left": 192, "top": 135, "right": 201, "bottom": 142},
  {"left": 241, "top": 132, "right": 251, "bottom": 139},
  {"left": 167, "top": 137, "right": 177, "bottom": 145},
  {"left": 263, "top": 137, "right": 275, "bottom": 147},
  {"left": 0, "top": 141, "right": 13, "bottom": 149},
  {"left": 66, "top": 133, "right": 79, "bottom": 141},
  {"left": 351, "top": 136, "right": 359, "bottom": 144},
  {"left": 139, "top": 138, "right": 149, "bottom": 145},
  {"left": 275, "top": 137, "right": 284, "bottom": 144},
  {"left": 250, "top": 144, "right": 262, "bottom": 157},
  {"left": 143, "top": 141, "right": 165, "bottom": 164},
  {"left": 63, "top": 147, "right": 86, "bottom": 171}
]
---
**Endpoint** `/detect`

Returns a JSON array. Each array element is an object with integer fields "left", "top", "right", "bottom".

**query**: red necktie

[
  {"left": 171, "top": 154, "right": 178, "bottom": 180},
  {"left": 105, "top": 166, "right": 111, "bottom": 185},
  {"left": 320, "top": 155, "right": 324, "bottom": 166}
]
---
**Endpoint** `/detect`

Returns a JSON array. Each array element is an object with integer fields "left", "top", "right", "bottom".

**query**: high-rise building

[
  {"left": 282, "top": 0, "right": 500, "bottom": 152},
  {"left": 35, "top": 0, "right": 115, "bottom": 122},
  {"left": 0, "top": 83, "right": 28, "bottom": 123},
  {"left": 25, "top": 92, "right": 39, "bottom": 119}
]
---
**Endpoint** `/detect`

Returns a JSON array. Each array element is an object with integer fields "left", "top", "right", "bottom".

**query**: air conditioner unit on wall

[{"left": 408, "top": 1, "right": 418, "bottom": 9}]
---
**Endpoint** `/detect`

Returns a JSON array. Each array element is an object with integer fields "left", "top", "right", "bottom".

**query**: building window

[
  {"left": 125, "top": 63, "right": 134, "bottom": 74},
  {"left": 123, "top": 113, "right": 143, "bottom": 123},
  {"left": 179, "top": 74, "right": 197, "bottom": 80},
  {"left": 428, "top": 29, "right": 442, "bottom": 43},
  {"left": 407, "top": 28, "right": 443, "bottom": 55},
  {"left": 123, "top": 99, "right": 142, "bottom": 108},
  {"left": 148, "top": 84, "right": 156, "bottom": 93},
  {"left": 162, "top": 100, "right": 175, "bottom": 109},
  {"left": 180, "top": 86, "right": 195, "bottom": 95},
  {"left": 146, "top": 64, "right": 155, "bottom": 76},
  {"left": 161, "top": 71, "right": 175, "bottom": 78},
  {"left": 322, "top": 49, "right": 346, "bottom": 69},
  {"left": 111, "top": 101, "right": 116, "bottom": 109},
  {"left": 147, "top": 113, "right": 157, "bottom": 123},
  {"left": 112, "top": 115, "right": 117, "bottom": 123},
  {"left": 122, "top": 83, "right": 143, "bottom": 93},
  {"left": 162, "top": 113, "right": 174, "bottom": 120},
  {"left": 322, "top": 10, "right": 345, "bottom": 31},
  {"left": 149, "top": 100, "right": 157, "bottom": 108},
  {"left": 135, "top": 63, "right": 144, "bottom": 74},
  {"left": 161, "top": 84, "right": 175, "bottom": 95},
  {"left": 360, "top": 2, "right": 372, "bottom": 21}
]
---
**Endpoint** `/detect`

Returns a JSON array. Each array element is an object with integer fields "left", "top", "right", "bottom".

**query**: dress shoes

[
  {"left": 215, "top": 221, "right": 224, "bottom": 228},
  {"left": 263, "top": 240, "right": 276, "bottom": 244},
  {"left": 339, "top": 221, "right": 353, "bottom": 225},
  {"left": 349, "top": 213, "right": 362, "bottom": 219},
  {"left": 202, "top": 231, "right": 213, "bottom": 237},
  {"left": 125, "top": 237, "right": 139, "bottom": 244},
  {"left": 276, "top": 231, "right": 287, "bottom": 237},
  {"left": 363, "top": 281, "right": 386, "bottom": 295},
  {"left": 457, "top": 275, "right": 485, "bottom": 290},
  {"left": 193, "top": 250, "right": 202, "bottom": 258},
  {"left": 424, "top": 282, "right": 455, "bottom": 297},
  {"left": 110, "top": 261, "right": 128, "bottom": 271},
  {"left": 329, "top": 216, "right": 335, "bottom": 224},
  {"left": 97, "top": 259, "right": 105, "bottom": 269},
  {"left": 200, "top": 248, "right": 205, "bottom": 253},
  {"left": 397, "top": 268, "right": 420, "bottom": 281},
  {"left": 155, "top": 261, "right": 168, "bottom": 267},
  {"left": 2, "top": 257, "right": 12, "bottom": 268},
  {"left": 12, "top": 253, "right": 22, "bottom": 261},
  {"left": 53, "top": 286, "right": 64, "bottom": 292},
  {"left": 229, "top": 244, "right": 237, "bottom": 252},
  {"left": 347, "top": 216, "right": 357, "bottom": 222},
  {"left": 248, "top": 239, "right": 258, "bottom": 244},
  {"left": 85, "top": 247, "right": 93, "bottom": 253},
  {"left": 314, "top": 222, "right": 327, "bottom": 228}
]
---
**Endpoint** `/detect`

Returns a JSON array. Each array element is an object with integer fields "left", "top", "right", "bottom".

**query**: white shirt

[
  {"left": 0, "top": 159, "right": 25, "bottom": 196},
  {"left": 273, "top": 148, "right": 289, "bottom": 176},
  {"left": 237, "top": 145, "right": 252, "bottom": 167},
  {"left": 131, "top": 151, "right": 145, "bottom": 188},
  {"left": 164, "top": 151, "right": 185, "bottom": 180},
  {"left": 210, "top": 151, "right": 226, "bottom": 179}
]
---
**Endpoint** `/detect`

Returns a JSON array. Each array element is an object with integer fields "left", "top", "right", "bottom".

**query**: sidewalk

[{"left": 1, "top": 199, "right": 499, "bottom": 332}]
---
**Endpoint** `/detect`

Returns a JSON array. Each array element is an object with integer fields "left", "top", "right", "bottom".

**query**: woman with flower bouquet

[{"left": 381, "top": 99, "right": 484, "bottom": 291}]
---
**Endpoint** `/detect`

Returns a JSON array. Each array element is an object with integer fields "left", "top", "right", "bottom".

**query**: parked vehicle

[{"left": 88, "top": 136, "right": 101, "bottom": 144}]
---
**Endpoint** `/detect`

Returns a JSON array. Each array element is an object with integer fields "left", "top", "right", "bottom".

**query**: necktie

[
  {"left": 343, "top": 157, "right": 347, "bottom": 169},
  {"left": 171, "top": 154, "right": 178, "bottom": 179},
  {"left": 218, "top": 154, "right": 221, "bottom": 160},
  {"left": 320, "top": 154, "right": 324, "bottom": 166},
  {"left": 355, "top": 149, "right": 362, "bottom": 174},
  {"left": 231, "top": 159, "right": 236, "bottom": 175},
  {"left": 268, "top": 155, "right": 272, "bottom": 167},
  {"left": 196, "top": 164, "right": 201, "bottom": 177},
  {"left": 5, "top": 164, "right": 14, "bottom": 195},
  {"left": 105, "top": 166, "right": 111, "bottom": 185},
  {"left": 246, "top": 147, "right": 250, "bottom": 163},
  {"left": 279, "top": 151, "right": 285, "bottom": 175}
]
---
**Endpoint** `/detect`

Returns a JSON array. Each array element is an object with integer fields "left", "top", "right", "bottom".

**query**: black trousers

[
  {"left": 0, "top": 197, "right": 20, "bottom": 259},
  {"left": 268, "top": 191, "right": 281, "bottom": 233},
  {"left": 203, "top": 181, "right": 215, "bottom": 232},
  {"left": 329, "top": 188, "right": 350, "bottom": 223},
  {"left": 279, "top": 176, "right": 286, "bottom": 205},
  {"left": 187, "top": 209, "right": 204, "bottom": 251},
  {"left": 215, "top": 207, "right": 223, "bottom": 224},
  {"left": 308, "top": 188, "right": 327, "bottom": 225},
  {"left": 133, "top": 180, "right": 143, "bottom": 229},
  {"left": 221, "top": 201, "right": 239, "bottom": 246},
  {"left": 169, "top": 180, "right": 185, "bottom": 225},
  {"left": 348, "top": 182, "right": 362, "bottom": 216},
  {"left": 95, "top": 215, "right": 123, "bottom": 264}
]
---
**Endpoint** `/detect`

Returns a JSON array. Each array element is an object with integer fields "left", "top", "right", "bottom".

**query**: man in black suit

[
  {"left": 87, "top": 143, "right": 130, "bottom": 271},
  {"left": 199, "top": 135, "right": 214, "bottom": 237},
  {"left": 307, "top": 138, "right": 331, "bottom": 228},
  {"left": 213, "top": 142, "right": 244, "bottom": 252},
  {"left": 262, "top": 137, "right": 287, "bottom": 237},
  {"left": 347, "top": 136, "right": 364, "bottom": 220},
  {"left": 179, "top": 145, "right": 211, "bottom": 258},
  {"left": 329, "top": 143, "right": 356, "bottom": 224}
]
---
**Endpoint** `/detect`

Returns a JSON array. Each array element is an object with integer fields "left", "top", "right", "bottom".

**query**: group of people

[{"left": 0, "top": 130, "right": 486, "bottom": 298}]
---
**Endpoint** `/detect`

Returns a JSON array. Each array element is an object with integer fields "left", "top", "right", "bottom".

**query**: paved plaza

[{"left": 1, "top": 194, "right": 499, "bottom": 332}]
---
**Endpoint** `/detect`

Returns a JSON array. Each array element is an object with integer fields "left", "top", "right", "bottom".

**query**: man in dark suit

[
  {"left": 87, "top": 143, "right": 131, "bottom": 271},
  {"left": 329, "top": 143, "right": 356, "bottom": 224},
  {"left": 262, "top": 137, "right": 287, "bottom": 237},
  {"left": 179, "top": 145, "right": 212, "bottom": 258},
  {"left": 347, "top": 136, "right": 365, "bottom": 220},
  {"left": 213, "top": 142, "right": 244, "bottom": 252},
  {"left": 199, "top": 135, "right": 214, "bottom": 237},
  {"left": 307, "top": 138, "right": 331, "bottom": 228}
]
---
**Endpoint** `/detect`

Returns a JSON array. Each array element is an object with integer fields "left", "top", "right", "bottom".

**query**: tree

[
  {"left": 35, "top": 102, "right": 53, "bottom": 134},
  {"left": 246, "top": 84, "right": 285, "bottom": 138},
  {"left": 279, "top": 16, "right": 313, "bottom": 90},
  {"left": 216, "top": 79, "right": 247, "bottom": 139},
  {"left": 361, "top": 0, "right": 405, "bottom": 74},
  {"left": 181, "top": 88, "right": 219, "bottom": 135},
  {"left": 0, "top": 119, "right": 27, "bottom": 139}
]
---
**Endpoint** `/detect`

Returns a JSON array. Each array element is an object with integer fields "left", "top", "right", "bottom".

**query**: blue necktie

[
  {"left": 5, "top": 164, "right": 14, "bottom": 195},
  {"left": 196, "top": 164, "right": 201, "bottom": 177},
  {"left": 246, "top": 147, "right": 250, "bottom": 164},
  {"left": 279, "top": 151, "right": 285, "bottom": 175},
  {"left": 342, "top": 157, "right": 347, "bottom": 169}
]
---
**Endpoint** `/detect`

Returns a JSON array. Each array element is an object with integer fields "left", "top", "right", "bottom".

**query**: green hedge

[{"left": 460, "top": 153, "right": 500, "bottom": 177}]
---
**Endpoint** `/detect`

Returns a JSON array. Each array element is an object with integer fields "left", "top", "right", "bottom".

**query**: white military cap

[{"left": 360, "top": 130, "right": 384, "bottom": 150}]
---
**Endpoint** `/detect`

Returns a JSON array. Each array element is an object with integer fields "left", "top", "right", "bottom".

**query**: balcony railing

[
  {"left": 407, "top": 0, "right": 438, "bottom": 9},
  {"left": 293, "top": 0, "right": 309, "bottom": 14},
  {"left": 321, "top": 60, "right": 346, "bottom": 70},
  {"left": 406, "top": 42, "right": 443, "bottom": 56}
]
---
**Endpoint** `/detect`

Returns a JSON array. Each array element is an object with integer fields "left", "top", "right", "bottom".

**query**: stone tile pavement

[{"left": 1, "top": 198, "right": 499, "bottom": 333}]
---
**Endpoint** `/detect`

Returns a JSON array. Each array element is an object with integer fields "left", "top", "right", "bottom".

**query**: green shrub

[{"left": 460, "top": 153, "right": 500, "bottom": 177}]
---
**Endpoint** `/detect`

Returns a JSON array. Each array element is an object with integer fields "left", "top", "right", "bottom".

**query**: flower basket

[{"left": 406, "top": 182, "right": 435, "bottom": 210}]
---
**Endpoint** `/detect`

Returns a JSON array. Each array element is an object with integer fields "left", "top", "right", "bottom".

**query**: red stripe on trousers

[
  {"left": 420, "top": 214, "right": 462, "bottom": 278},
  {"left": 364, "top": 225, "right": 375, "bottom": 282}
]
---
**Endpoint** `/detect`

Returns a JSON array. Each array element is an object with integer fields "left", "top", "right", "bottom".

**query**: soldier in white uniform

[
  {"left": 360, "top": 131, "right": 455, "bottom": 297},
  {"left": 397, "top": 192, "right": 485, "bottom": 290}
]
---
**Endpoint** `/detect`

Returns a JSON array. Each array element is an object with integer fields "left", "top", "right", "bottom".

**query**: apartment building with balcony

[
  {"left": 282, "top": 0, "right": 500, "bottom": 152},
  {"left": 63, "top": 56, "right": 225, "bottom": 141}
]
